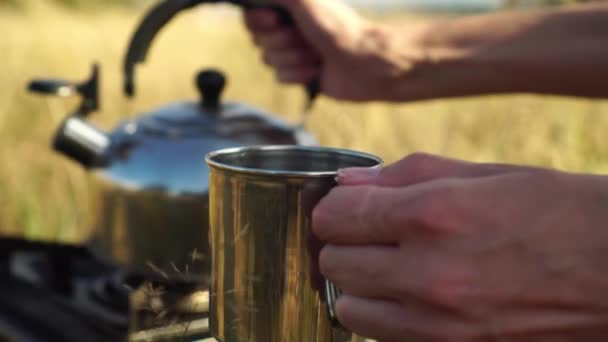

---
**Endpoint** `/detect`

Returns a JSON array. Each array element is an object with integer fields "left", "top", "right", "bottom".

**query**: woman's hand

[
  {"left": 313, "top": 153, "right": 608, "bottom": 341},
  {"left": 244, "top": 1, "right": 608, "bottom": 102},
  {"left": 244, "top": 0, "right": 427, "bottom": 101}
]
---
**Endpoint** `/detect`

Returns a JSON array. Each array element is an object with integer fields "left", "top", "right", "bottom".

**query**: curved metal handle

[
  {"left": 325, "top": 279, "right": 342, "bottom": 327},
  {"left": 123, "top": 0, "right": 200, "bottom": 97},
  {"left": 250, "top": 4, "right": 321, "bottom": 104},
  {"left": 123, "top": 0, "right": 320, "bottom": 107}
]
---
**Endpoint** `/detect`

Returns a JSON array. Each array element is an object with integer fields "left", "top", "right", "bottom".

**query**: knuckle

[
  {"left": 403, "top": 152, "right": 437, "bottom": 165},
  {"left": 250, "top": 34, "right": 261, "bottom": 46},
  {"left": 276, "top": 68, "right": 307, "bottom": 83},
  {"left": 324, "top": 84, "right": 353, "bottom": 101},
  {"left": 279, "top": 51, "right": 315, "bottom": 68},
  {"left": 276, "top": 50, "right": 299, "bottom": 66},
  {"left": 423, "top": 262, "right": 475, "bottom": 310},
  {"left": 287, "top": 50, "right": 305, "bottom": 65},
  {"left": 295, "top": 66, "right": 317, "bottom": 83},
  {"left": 256, "top": 34, "right": 273, "bottom": 48},
  {"left": 334, "top": 296, "right": 356, "bottom": 331},
  {"left": 261, "top": 51, "right": 273, "bottom": 65},
  {"left": 275, "top": 30, "right": 296, "bottom": 46},
  {"left": 355, "top": 187, "right": 385, "bottom": 237},
  {"left": 400, "top": 152, "right": 441, "bottom": 177},
  {"left": 262, "top": 51, "right": 281, "bottom": 67},
  {"left": 530, "top": 168, "right": 564, "bottom": 190},
  {"left": 410, "top": 181, "right": 460, "bottom": 235},
  {"left": 410, "top": 193, "right": 444, "bottom": 232},
  {"left": 256, "top": 29, "right": 298, "bottom": 49},
  {"left": 318, "top": 246, "right": 337, "bottom": 278},
  {"left": 311, "top": 189, "right": 338, "bottom": 241},
  {"left": 276, "top": 70, "right": 294, "bottom": 83},
  {"left": 427, "top": 279, "right": 466, "bottom": 310}
]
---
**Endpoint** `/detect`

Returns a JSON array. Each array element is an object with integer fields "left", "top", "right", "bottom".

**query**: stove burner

[
  {"left": 0, "top": 238, "right": 131, "bottom": 342},
  {"left": 89, "top": 271, "right": 135, "bottom": 313},
  {"left": 73, "top": 270, "right": 143, "bottom": 328},
  {"left": 0, "top": 237, "right": 212, "bottom": 342}
]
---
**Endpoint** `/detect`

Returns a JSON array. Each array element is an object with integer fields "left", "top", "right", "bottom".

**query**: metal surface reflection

[
  {"left": 207, "top": 146, "right": 382, "bottom": 342},
  {"left": 30, "top": 63, "right": 317, "bottom": 284},
  {"left": 82, "top": 99, "right": 315, "bottom": 281}
]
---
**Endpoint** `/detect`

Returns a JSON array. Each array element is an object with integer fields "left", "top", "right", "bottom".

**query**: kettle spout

[
  {"left": 53, "top": 117, "right": 111, "bottom": 169},
  {"left": 28, "top": 64, "right": 108, "bottom": 168}
]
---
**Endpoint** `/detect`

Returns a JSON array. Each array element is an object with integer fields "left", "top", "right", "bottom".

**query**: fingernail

[{"left": 337, "top": 167, "right": 381, "bottom": 185}]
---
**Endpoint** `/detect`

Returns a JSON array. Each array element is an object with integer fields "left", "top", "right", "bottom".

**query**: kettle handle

[
  {"left": 123, "top": 0, "right": 320, "bottom": 106},
  {"left": 123, "top": 0, "right": 198, "bottom": 97},
  {"left": 249, "top": 4, "right": 321, "bottom": 104}
]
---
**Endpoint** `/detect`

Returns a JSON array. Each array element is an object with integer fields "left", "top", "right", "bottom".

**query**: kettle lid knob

[{"left": 196, "top": 69, "right": 226, "bottom": 111}]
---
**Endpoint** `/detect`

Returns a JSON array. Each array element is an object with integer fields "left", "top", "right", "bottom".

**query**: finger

[
  {"left": 336, "top": 295, "right": 422, "bottom": 342},
  {"left": 273, "top": 0, "right": 362, "bottom": 55},
  {"left": 254, "top": 28, "right": 306, "bottom": 49},
  {"left": 336, "top": 295, "right": 473, "bottom": 342},
  {"left": 276, "top": 65, "right": 319, "bottom": 84},
  {"left": 244, "top": 9, "right": 282, "bottom": 32},
  {"left": 338, "top": 152, "right": 542, "bottom": 187},
  {"left": 322, "top": 242, "right": 480, "bottom": 312},
  {"left": 319, "top": 245, "right": 401, "bottom": 299},
  {"left": 313, "top": 185, "right": 413, "bottom": 244},
  {"left": 307, "top": 230, "right": 325, "bottom": 297},
  {"left": 313, "top": 176, "right": 478, "bottom": 245},
  {"left": 262, "top": 49, "right": 318, "bottom": 68}
]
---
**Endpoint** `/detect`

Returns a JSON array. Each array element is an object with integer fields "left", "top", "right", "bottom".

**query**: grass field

[{"left": 2, "top": 0, "right": 608, "bottom": 244}]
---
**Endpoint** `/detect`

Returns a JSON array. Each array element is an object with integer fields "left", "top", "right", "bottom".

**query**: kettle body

[
  {"left": 28, "top": 0, "right": 319, "bottom": 287},
  {"left": 29, "top": 62, "right": 317, "bottom": 286},
  {"left": 87, "top": 80, "right": 316, "bottom": 284},
  {"left": 29, "top": 0, "right": 319, "bottom": 286}
]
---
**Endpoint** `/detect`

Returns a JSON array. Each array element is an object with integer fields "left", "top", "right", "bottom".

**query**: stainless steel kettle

[{"left": 27, "top": 0, "right": 319, "bottom": 287}]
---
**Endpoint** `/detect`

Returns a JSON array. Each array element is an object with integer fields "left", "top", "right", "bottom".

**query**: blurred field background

[{"left": 1, "top": 0, "right": 607, "bottom": 244}]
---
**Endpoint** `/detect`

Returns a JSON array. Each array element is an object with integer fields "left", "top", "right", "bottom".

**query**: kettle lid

[
  {"left": 98, "top": 69, "right": 314, "bottom": 195},
  {"left": 132, "top": 69, "right": 296, "bottom": 139}
]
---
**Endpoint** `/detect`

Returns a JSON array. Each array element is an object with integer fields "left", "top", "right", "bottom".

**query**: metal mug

[{"left": 206, "top": 146, "right": 383, "bottom": 342}]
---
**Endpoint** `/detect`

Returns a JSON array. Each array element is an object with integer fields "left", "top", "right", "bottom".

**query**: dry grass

[{"left": 2, "top": 0, "right": 608, "bottom": 243}]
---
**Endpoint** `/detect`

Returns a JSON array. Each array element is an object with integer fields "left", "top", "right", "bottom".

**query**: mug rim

[{"left": 205, "top": 145, "right": 383, "bottom": 178}]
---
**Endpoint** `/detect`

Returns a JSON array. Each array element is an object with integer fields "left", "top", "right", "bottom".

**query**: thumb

[
  {"left": 273, "top": 0, "right": 366, "bottom": 56},
  {"left": 338, "top": 153, "right": 540, "bottom": 187}
]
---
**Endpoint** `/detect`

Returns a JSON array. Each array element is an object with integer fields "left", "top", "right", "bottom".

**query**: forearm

[{"left": 384, "top": 2, "right": 608, "bottom": 101}]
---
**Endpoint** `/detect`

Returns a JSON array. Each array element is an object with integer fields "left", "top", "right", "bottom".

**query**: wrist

[
  {"left": 330, "top": 20, "right": 430, "bottom": 102},
  {"left": 357, "top": 21, "right": 434, "bottom": 101},
  {"left": 408, "top": 18, "right": 527, "bottom": 101},
  {"left": 360, "top": 19, "right": 498, "bottom": 102},
  {"left": 380, "top": 13, "right": 546, "bottom": 102}
]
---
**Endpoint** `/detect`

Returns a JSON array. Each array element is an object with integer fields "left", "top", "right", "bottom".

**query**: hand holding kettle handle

[{"left": 123, "top": 0, "right": 320, "bottom": 107}]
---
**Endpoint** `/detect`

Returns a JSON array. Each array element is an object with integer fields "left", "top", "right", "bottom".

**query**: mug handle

[{"left": 325, "top": 279, "right": 342, "bottom": 327}]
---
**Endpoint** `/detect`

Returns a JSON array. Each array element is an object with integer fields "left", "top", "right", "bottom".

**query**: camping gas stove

[{"left": 0, "top": 237, "right": 213, "bottom": 342}]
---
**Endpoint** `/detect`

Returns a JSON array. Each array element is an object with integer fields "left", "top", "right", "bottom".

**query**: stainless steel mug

[{"left": 206, "top": 146, "right": 383, "bottom": 342}]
